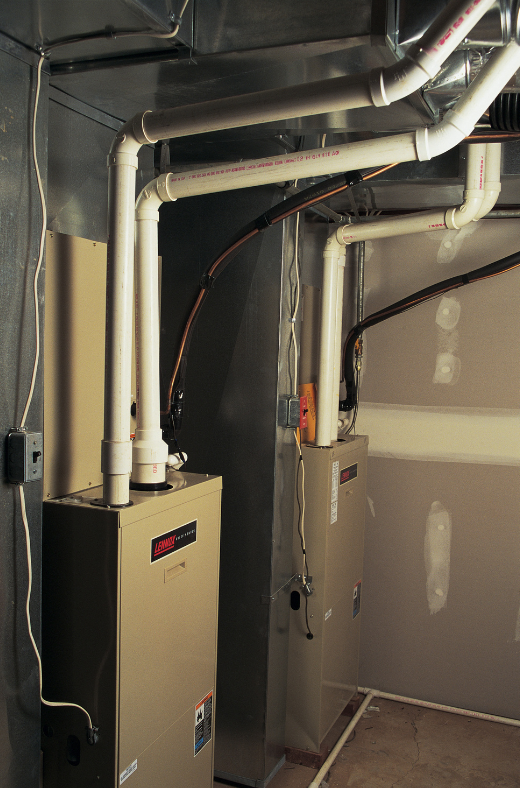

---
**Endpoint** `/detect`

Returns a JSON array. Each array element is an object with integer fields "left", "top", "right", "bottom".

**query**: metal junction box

[
  {"left": 285, "top": 436, "right": 368, "bottom": 753},
  {"left": 41, "top": 471, "right": 221, "bottom": 788}
]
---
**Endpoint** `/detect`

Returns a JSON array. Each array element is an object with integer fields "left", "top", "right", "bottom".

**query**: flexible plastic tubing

[{"left": 342, "top": 247, "right": 520, "bottom": 409}]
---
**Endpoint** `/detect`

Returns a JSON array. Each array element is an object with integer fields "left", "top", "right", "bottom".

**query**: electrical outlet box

[
  {"left": 278, "top": 396, "right": 300, "bottom": 428},
  {"left": 8, "top": 430, "right": 43, "bottom": 483}
]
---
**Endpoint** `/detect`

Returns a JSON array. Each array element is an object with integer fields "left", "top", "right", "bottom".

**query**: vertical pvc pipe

[
  {"left": 131, "top": 193, "right": 168, "bottom": 488},
  {"left": 330, "top": 253, "right": 346, "bottom": 443},
  {"left": 316, "top": 249, "right": 341, "bottom": 447},
  {"left": 474, "top": 142, "right": 502, "bottom": 218},
  {"left": 102, "top": 154, "right": 138, "bottom": 506},
  {"left": 357, "top": 242, "right": 365, "bottom": 326}
]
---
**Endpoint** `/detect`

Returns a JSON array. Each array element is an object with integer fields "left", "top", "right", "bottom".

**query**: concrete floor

[{"left": 215, "top": 698, "right": 520, "bottom": 787}]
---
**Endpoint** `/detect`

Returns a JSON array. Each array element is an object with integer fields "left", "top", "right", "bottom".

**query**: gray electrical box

[
  {"left": 7, "top": 430, "right": 43, "bottom": 483},
  {"left": 41, "top": 471, "right": 221, "bottom": 788},
  {"left": 285, "top": 436, "right": 368, "bottom": 753}
]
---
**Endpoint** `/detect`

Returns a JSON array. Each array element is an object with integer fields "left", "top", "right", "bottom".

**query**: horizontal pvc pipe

[
  {"left": 119, "top": 0, "right": 495, "bottom": 143},
  {"left": 156, "top": 46, "right": 519, "bottom": 201},
  {"left": 335, "top": 143, "right": 487, "bottom": 244},
  {"left": 358, "top": 688, "right": 520, "bottom": 728},
  {"left": 308, "top": 692, "right": 375, "bottom": 788}
]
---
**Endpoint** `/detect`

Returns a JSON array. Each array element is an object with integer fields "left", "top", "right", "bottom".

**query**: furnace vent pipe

[
  {"left": 103, "top": 32, "right": 519, "bottom": 505},
  {"left": 119, "top": 0, "right": 496, "bottom": 143},
  {"left": 331, "top": 142, "right": 497, "bottom": 246},
  {"left": 317, "top": 143, "right": 501, "bottom": 446},
  {"left": 131, "top": 182, "right": 170, "bottom": 488},
  {"left": 315, "top": 246, "right": 345, "bottom": 447}
]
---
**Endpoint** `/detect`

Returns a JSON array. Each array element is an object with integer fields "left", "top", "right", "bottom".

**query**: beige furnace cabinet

[
  {"left": 41, "top": 471, "right": 221, "bottom": 788},
  {"left": 286, "top": 436, "right": 368, "bottom": 753}
]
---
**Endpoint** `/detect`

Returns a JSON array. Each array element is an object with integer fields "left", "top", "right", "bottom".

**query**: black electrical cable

[
  {"left": 341, "top": 248, "right": 520, "bottom": 411},
  {"left": 164, "top": 164, "right": 397, "bottom": 419}
]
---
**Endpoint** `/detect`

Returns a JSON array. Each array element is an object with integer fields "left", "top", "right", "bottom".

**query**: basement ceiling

[{"left": 0, "top": 0, "right": 435, "bottom": 131}]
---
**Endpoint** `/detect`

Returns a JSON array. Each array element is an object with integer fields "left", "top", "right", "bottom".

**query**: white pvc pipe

[
  {"left": 421, "top": 42, "right": 520, "bottom": 160},
  {"left": 474, "top": 142, "right": 502, "bottom": 219},
  {"left": 152, "top": 44, "right": 520, "bottom": 201},
  {"left": 308, "top": 692, "right": 375, "bottom": 788},
  {"left": 132, "top": 182, "right": 169, "bottom": 487},
  {"left": 358, "top": 687, "right": 520, "bottom": 728},
  {"left": 331, "top": 255, "right": 346, "bottom": 443},
  {"left": 336, "top": 142, "right": 489, "bottom": 245},
  {"left": 102, "top": 148, "right": 139, "bottom": 506},
  {"left": 316, "top": 249, "right": 342, "bottom": 447},
  {"left": 123, "top": 0, "right": 495, "bottom": 143},
  {"left": 103, "top": 28, "right": 519, "bottom": 503}
]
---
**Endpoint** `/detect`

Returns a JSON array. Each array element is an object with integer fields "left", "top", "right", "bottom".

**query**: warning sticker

[
  {"left": 331, "top": 461, "right": 339, "bottom": 524},
  {"left": 120, "top": 760, "right": 137, "bottom": 784},
  {"left": 353, "top": 581, "right": 361, "bottom": 618},
  {"left": 194, "top": 691, "right": 213, "bottom": 756}
]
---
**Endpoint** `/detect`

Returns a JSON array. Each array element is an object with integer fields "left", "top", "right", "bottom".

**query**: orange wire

[{"left": 163, "top": 163, "right": 399, "bottom": 415}]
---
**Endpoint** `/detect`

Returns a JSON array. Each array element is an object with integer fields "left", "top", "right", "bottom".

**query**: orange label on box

[{"left": 298, "top": 383, "right": 316, "bottom": 443}]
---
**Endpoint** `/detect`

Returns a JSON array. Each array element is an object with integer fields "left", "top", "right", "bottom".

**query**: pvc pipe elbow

[
  {"left": 375, "top": 48, "right": 438, "bottom": 107},
  {"left": 325, "top": 226, "right": 347, "bottom": 254},
  {"left": 474, "top": 183, "right": 501, "bottom": 219},
  {"left": 110, "top": 110, "right": 158, "bottom": 158},
  {"left": 446, "top": 189, "right": 484, "bottom": 229}
]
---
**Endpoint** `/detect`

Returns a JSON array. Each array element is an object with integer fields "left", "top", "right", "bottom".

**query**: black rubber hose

[
  {"left": 165, "top": 170, "right": 364, "bottom": 416},
  {"left": 341, "top": 248, "right": 520, "bottom": 410}
]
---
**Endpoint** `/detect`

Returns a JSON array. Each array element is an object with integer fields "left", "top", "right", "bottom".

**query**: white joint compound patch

[
  {"left": 434, "top": 224, "right": 478, "bottom": 265},
  {"left": 433, "top": 352, "right": 461, "bottom": 385},
  {"left": 424, "top": 501, "right": 452, "bottom": 615},
  {"left": 435, "top": 296, "right": 461, "bottom": 331},
  {"left": 367, "top": 496, "right": 376, "bottom": 518}
]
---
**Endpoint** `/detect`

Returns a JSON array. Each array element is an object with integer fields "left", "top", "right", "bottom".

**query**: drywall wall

[{"left": 348, "top": 220, "right": 520, "bottom": 719}]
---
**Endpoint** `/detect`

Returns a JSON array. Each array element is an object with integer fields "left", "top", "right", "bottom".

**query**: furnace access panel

[
  {"left": 41, "top": 471, "right": 221, "bottom": 788},
  {"left": 286, "top": 436, "right": 368, "bottom": 753}
]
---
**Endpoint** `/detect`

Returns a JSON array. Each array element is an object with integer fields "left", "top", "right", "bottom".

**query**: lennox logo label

[
  {"left": 340, "top": 463, "right": 358, "bottom": 485},
  {"left": 151, "top": 520, "right": 197, "bottom": 563}
]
